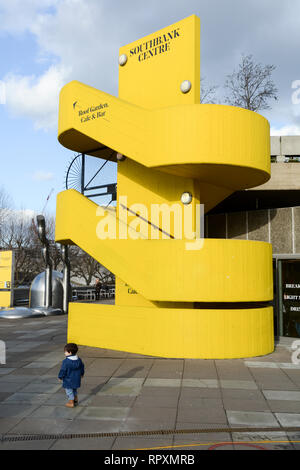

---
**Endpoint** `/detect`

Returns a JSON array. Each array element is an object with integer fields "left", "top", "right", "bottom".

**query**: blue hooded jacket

[{"left": 58, "top": 355, "right": 85, "bottom": 389}]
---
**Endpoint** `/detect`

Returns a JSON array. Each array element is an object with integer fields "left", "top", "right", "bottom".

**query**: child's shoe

[
  {"left": 74, "top": 396, "right": 78, "bottom": 406},
  {"left": 65, "top": 400, "right": 74, "bottom": 408}
]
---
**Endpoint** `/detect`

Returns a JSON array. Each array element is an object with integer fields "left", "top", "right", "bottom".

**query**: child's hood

[{"left": 66, "top": 355, "right": 81, "bottom": 369}]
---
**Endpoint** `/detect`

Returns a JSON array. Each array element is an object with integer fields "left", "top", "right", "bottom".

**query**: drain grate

[{"left": 1, "top": 426, "right": 300, "bottom": 443}]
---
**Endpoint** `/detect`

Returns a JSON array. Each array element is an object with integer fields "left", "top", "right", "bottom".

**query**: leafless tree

[
  {"left": 224, "top": 54, "right": 278, "bottom": 111},
  {"left": 68, "top": 245, "right": 113, "bottom": 286},
  {"left": 200, "top": 78, "right": 218, "bottom": 104},
  {"left": 0, "top": 186, "right": 13, "bottom": 234},
  {"left": 0, "top": 192, "right": 114, "bottom": 286}
]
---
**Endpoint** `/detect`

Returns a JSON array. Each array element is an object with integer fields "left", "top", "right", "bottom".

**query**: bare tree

[
  {"left": 224, "top": 54, "right": 278, "bottom": 111},
  {"left": 1, "top": 212, "right": 41, "bottom": 285},
  {"left": 0, "top": 186, "right": 13, "bottom": 234},
  {"left": 68, "top": 246, "right": 113, "bottom": 286},
  {"left": 200, "top": 78, "right": 218, "bottom": 104}
]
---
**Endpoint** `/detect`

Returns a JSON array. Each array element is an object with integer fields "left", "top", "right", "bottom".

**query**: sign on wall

[{"left": 0, "top": 250, "right": 14, "bottom": 308}]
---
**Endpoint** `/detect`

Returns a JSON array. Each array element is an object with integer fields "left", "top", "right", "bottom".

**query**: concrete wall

[
  {"left": 251, "top": 136, "right": 300, "bottom": 190},
  {"left": 271, "top": 136, "right": 300, "bottom": 156},
  {"left": 206, "top": 206, "right": 300, "bottom": 255},
  {"left": 253, "top": 163, "right": 300, "bottom": 190}
]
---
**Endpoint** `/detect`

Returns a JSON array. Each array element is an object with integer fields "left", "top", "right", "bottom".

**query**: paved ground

[{"left": 1, "top": 312, "right": 300, "bottom": 450}]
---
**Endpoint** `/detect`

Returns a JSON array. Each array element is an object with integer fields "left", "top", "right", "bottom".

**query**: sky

[{"left": 0, "top": 0, "right": 300, "bottom": 216}]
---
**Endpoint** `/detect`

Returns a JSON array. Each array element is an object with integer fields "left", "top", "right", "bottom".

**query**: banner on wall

[{"left": 0, "top": 250, "right": 14, "bottom": 308}]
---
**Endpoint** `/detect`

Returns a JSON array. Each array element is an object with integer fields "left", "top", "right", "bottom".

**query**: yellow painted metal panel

[{"left": 68, "top": 302, "right": 274, "bottom": 359}]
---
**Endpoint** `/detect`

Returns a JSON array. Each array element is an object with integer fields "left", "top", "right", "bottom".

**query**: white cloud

[
  {"left": 4, "top": 64, "right": 70, "bottom": 130},
  {"left": 1, "top": 0, "right": 300, "bottom": 135},
  {"left": 0, "top": 0, "right": 118, "bottom": 130},
  {"left": 6, "top": 208, "right": 36, "bottom": 222},
  {"left": 0, "top": 0, "right": 59, "bottom": 34},
  {"left": 271, "top": 125, "right": 300, "bottom": 136},
  {"left": 32, "top": 170, "right": 55, "bottom": 181}
]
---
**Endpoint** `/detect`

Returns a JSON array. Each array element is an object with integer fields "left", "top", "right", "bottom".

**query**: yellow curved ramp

[{"left": 59, "top": 81, "right": 270, "bottom": 189}]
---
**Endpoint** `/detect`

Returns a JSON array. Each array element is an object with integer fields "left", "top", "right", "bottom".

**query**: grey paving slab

[
  {"left": 144, "top": 378, "right": 181, "bottom": 388},
  {"left": 215, "top": 360, "right": 254, "bottom": 380},
  {"left": 177, "top": 406, "right": 227, "bottom": 425},
  {"left": 31, "top": 375, "right": 63, "bottom": 384},
  {"left": 79, "top": 375, "right": 110, "bottom": 385},
  {"left": 120, "top": 419, "right": 177, "bottom": 434},
  {"left": 134, "top": 394, "right": 178, "bottom": 408},
  {"left": 7, "top": 417, "right": 71, "bottom": 435},
  {"left": 24, "top": 361, "right": 60, "bottom": 369},
  {"left": 173, "top": 430, "right": 232, "bottom": 443},
  {"left": 147, "top": 360, "right": 183, "bottom": 379},
  {"left": 0, "top": 417, "right": 25, "bottom": 434},
  {"left": 29, "top": 405, "right": 83, "bottom": 419},
  {"left": 182, "top": 379, "right": 219, "bottom": 388},
  {"left": 250, "top": 369, "right": 299, "bottom": 390},
  {"left": 97, "top": 378, "right": 144, "bottom": 396},
  {"left": 263, "top": 390, "right": 300, "bottom": 401},
  {"left": 77, "top": 406, "right": 130, "bottom": 421},
  {"left": 0, "top": 404, "right": 40, "bottom": 418},
  {"left": 231, "top": 430, "right": 288, "bottom": 442},
  {"left": 267, "top": 400, "right": 300, "bottom": 413},
  {"left": 3, "top": 392, "right": 50, "bottom": 405},
  {"left": 226, "top": 410, "right": 280, "bottom": 427},
  {"left": 180, "top": 388, "right": 222, "bottom": 399},
  {"left": 85, "top": 359, "right": 124, "bottom": 377},
  {"left": 0, "top": 375, "right": 34, "bottom": 383},
  {"left": 12, "top": 343, "right": 47, "bottom": 352},
  {"left": 18, "top": 383, "right": 62, "bottom": 394},
  {"left": 138, "top": 386, "right": 181, "bottom": 398},
  {"left": 275, "top": 413, "right": 300, "bottom": 427},
  {"left": 18, "top": 329, "right": 58, "bottom": 339},
  {"left": 89, "top": 395, "right": 136, "bottom": 408},
  {"left": 0, "top": 368, "right": 16, "bottom": 375},
  {"left": 127, "top": 406, "right": 177, "bottom": 424},
  {"left": 49, "top": 436, "right": 115, "bottom": 450},
  {"left": 113, "top": 359, "right": 154, "bottom": 378},
  {"left": 0, "top": 382, "right": 28, "bottom": 393},
  {"left": 35, "top": 352, "right": 64, "bottom": 362},
  {"left": 0, "top": 439, "right": 56, "bottom": 450},
  {"left": 244, "top": 361, "right": 278, "bottom": 369},
  {"left": 220, "top": 380, "right": 258, "bottom": 390},
  {"left": 112, "top": 436, "right": 173, "bottom": 450},
  {"left": 9, "top": 368, "right": 51, "bottom": 376},
  {"left": 179, "top": 397, "right": 223, "bottom": 410},
  {"left": 183, "top": 360, "right": 217, "bottom": 379},
  {"left": 63, "top": 418, "right": 122, "bottom": 434},
  {"left": 277, "top": 363, "right": 300, "bottom": 370},
  {"left": 233, "top": 441, "right": 293, "bottom": 450},
  {"left": 221, "top": 389, "right": 266, "bottom": 400},
  {"left": 222, "top": 398, "right": 270, "bottom": 412},
  {"left": 0, "top": 392, "right": 14, "bottom": 402}
]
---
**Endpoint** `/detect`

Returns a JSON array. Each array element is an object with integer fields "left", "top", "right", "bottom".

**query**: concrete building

[{"left": 206, "top": 136, "right": 300, "bottom": 339}]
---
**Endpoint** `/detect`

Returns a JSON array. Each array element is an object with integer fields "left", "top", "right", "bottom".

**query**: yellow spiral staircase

[{"left": 55, "top": 15, "right": 274, "bottom": 358}]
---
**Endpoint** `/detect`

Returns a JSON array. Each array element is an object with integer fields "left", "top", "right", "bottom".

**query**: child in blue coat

[{"left": 58, "top": 343, "right": 85, "bottom": 408}]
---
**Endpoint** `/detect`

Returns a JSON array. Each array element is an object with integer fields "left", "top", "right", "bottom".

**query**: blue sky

[{"left": 0, "top": 0, "right": 300, "bottom": 216}]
